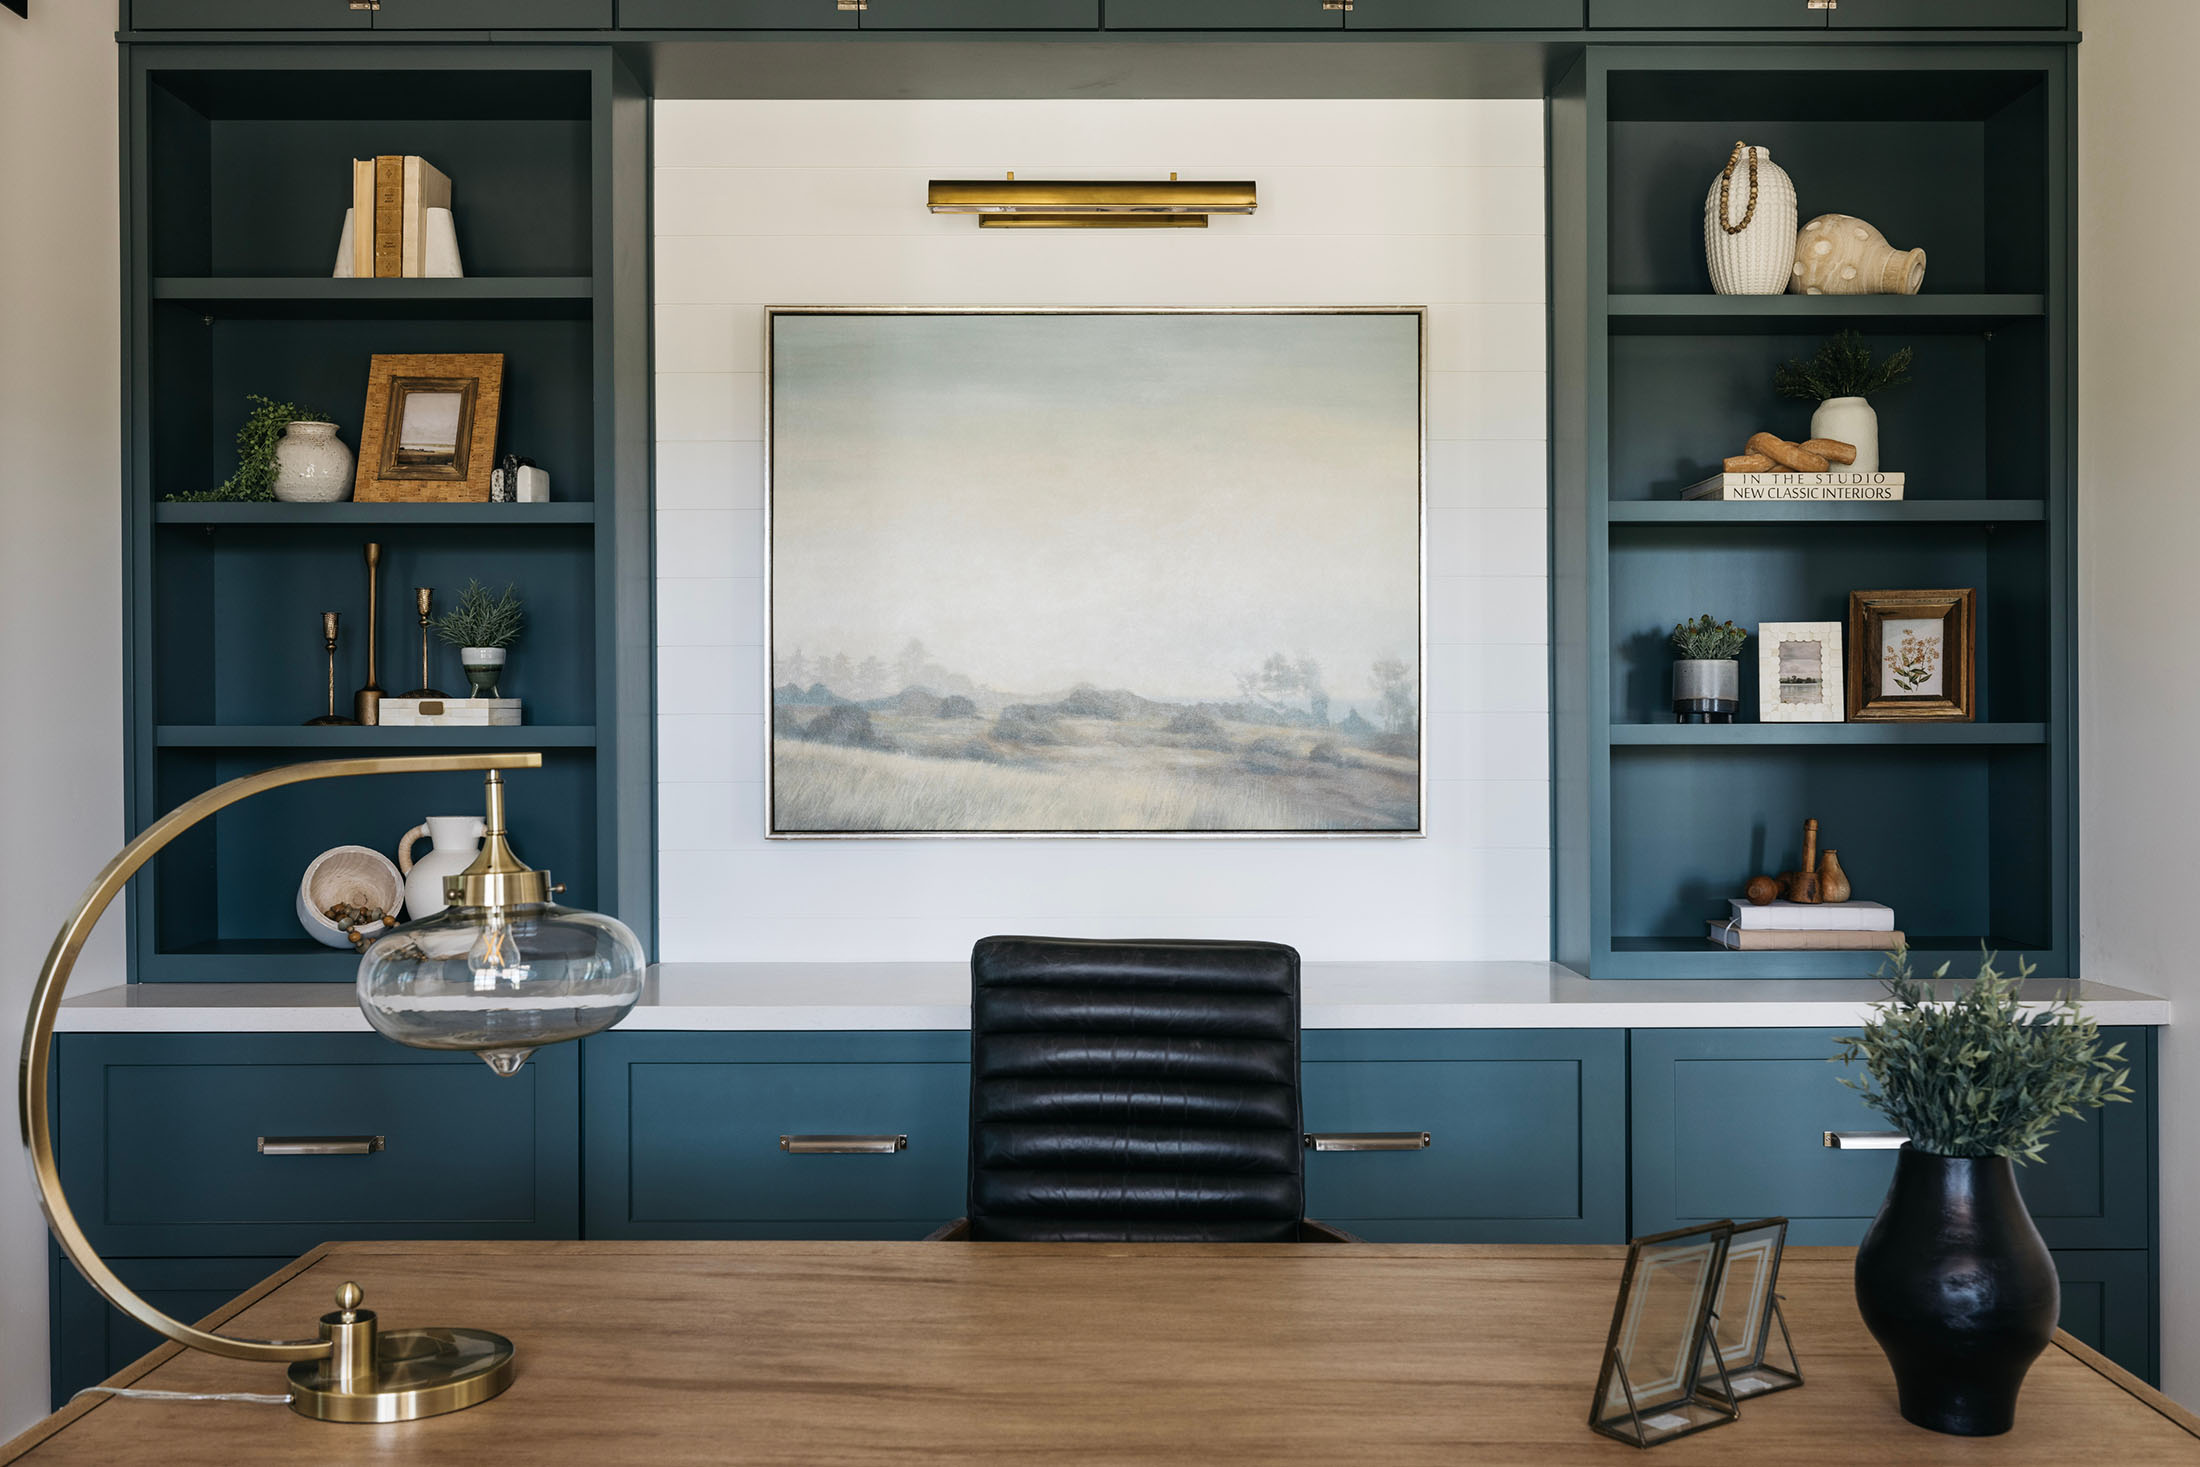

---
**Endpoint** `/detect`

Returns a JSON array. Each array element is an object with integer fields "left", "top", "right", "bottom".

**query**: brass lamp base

[{"left": 284, "top": 1284, "right": 515, "bottom": 1423}]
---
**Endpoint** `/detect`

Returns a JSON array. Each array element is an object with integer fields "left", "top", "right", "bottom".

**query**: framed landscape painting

[{"left": 765, "top": 306, "right": 1425, "bottom": 837}]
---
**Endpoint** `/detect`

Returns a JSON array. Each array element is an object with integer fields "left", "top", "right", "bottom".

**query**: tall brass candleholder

[
  {"left": 354, "top": 541, "right": 383, "bottom": 726},
  {"left": 400, "top": 586, "right": 446, "bottom": 699},
  {"left": 305, "top": 611, "right": 357, "bottom": 726}
]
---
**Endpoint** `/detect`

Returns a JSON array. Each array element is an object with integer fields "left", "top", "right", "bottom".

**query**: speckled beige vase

[
  {"left": 1791, "top": 214, "right": 1927, "bottom": 295},
  {"left": 1703, "top": 145, "right": 1798, "bottom": 296}
]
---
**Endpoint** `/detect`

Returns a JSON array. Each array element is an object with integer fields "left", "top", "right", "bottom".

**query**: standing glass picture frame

[
  {"left": 1704, "top": 1216, "right": 1805, "bottom": 1405},
  {"left": 1589, "top": 1221, "right": 1741, "bottom": 1449}
]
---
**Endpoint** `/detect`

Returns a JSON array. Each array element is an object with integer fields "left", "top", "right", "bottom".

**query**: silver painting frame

[{"left": 761, "top": 305, "right": 1429, "bottom": 840}]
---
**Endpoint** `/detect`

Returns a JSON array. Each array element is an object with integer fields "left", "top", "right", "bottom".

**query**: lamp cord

[{"left": 72, "top": 1385, "right": 293, "bottom": 1406}]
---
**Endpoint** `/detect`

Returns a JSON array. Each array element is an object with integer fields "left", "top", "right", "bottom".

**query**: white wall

[
  {"left": 0, "top": 1, "right": 126, "bottom": 1439},
  {"left": 2077, "top": 0, "right": 2200, "bottom": 1406},
  {"left": 653, "top": 100, "right": 1551, "bottom": 963}
]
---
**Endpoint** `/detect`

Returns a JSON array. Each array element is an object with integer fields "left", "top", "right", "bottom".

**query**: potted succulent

[
  {"left": 1669, "top": 614, "right": 1748, "bottom": 724},
  {"left": 1775, "top": 330, "right": 1913, "bottom": 474},
  {"left": 434, "top": 581, "right": 524, "bottom": 697},
  {"left": 1837, "top": 949, "right": 2131, "bottom": 1437},
  {"left": 165, "top": 394, "right": 340, "bottom": 504}
]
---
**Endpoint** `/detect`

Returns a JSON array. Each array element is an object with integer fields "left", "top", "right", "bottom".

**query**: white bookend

[
  {"left": 1726, "top": 899, "right": 1896, "bottom": 932},
  {"left": 378, "top": 697, "right": 521, "bottom": 727},
  {"left": 1681, "top": 472, "right": 1904, "bottom": 502}
]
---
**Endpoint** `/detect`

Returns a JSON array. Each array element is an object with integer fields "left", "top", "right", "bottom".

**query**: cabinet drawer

[
  {"left": 618, "top": 0, "right": 856, "bottom": 24},
  {"left": 1829, "top": 0, "right": 2066, "bottom": 25},
  {"left": 130, "top": 0, "right": 371, "bottom": 27},
  {"left": 55, "top": 1034, "right": 579, "bottom": 1256},
  {"left": 583, "top": 1033, "right": 969, "bottom": 1238},
  {"left": 369, "top": 0, "right": 613, "bottom": 24},
  {"left": 1629, "top": 1029, "right": 2153, "bottom": 1248},
  {"left": 858, "top": 0, "right": 1098, "bottom": 25},
  {"left": 1590, "top": 0, "right": 1822, "bottom": 25},
  {"left": 49, "top": 1252, "right": 291, "bottom": 1410},
  {"left": 2052, "top": 1250, "right": 2155, "bottom": 1384},
  {"left": 1346, "top": 0, "right": 1581, "bottom": 26},
  {"left": 1106, "top": 0, "right": 1340, "bottom": 29},
  {"left": 1302, "top": 1030, "right": 1627, "bottom": 1242}
]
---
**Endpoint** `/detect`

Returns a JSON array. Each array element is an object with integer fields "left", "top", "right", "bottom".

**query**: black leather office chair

[{"left": 927, "top": 935, "right": 1355, "bottom": 1243}]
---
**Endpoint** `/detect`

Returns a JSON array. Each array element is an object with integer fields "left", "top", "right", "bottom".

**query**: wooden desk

[{"left": 7, "top": 1242, "right": 2197, "bottom": 1464}]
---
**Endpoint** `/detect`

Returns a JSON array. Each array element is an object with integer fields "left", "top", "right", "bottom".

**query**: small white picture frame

[{"left": 1757, "top": 621, "right": 1844, "bottom": 723}]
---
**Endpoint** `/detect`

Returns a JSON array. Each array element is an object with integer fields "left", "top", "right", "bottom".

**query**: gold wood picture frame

[
  {"left": 1848, "top": 588, "right": 1976, "bottom": 722},
  {"left": 353, "top": 353, "right": 504, "bottom": 502}
]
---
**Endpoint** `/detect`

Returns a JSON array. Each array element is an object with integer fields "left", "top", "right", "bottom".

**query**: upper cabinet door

[
  {"left": 130, "top": 0, "right": 372, "bottom": 27},
  {"left": 618, "top": 0, "right": 857, "bottom": 25},
  {"left": 1106, "top": 0, "right": 1343, "bottom": 28},
  {"left": 370, "top": 0, "right": 612, "bottom": 23},
  {"left": 858, "top": 0, "right": 1098, "bottom": 25},
  {"left": 1589, "top": 0, "right": 1823, "bottom": 25},
  {"left": 1346, "top": 0, "right": 1582, "bottom": 25},
  {"left": 1828, "top": 0, "right": 2067, "bottom": 25}
]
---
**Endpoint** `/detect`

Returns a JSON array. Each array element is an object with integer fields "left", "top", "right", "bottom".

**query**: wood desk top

[{"left": 8, "top": 1242, "right": 2198, "bottom": 1465}]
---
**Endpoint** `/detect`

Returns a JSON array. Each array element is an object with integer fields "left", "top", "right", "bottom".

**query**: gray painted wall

[{"left": 0, "top": 1, "right": 126, "bottom": 1440}]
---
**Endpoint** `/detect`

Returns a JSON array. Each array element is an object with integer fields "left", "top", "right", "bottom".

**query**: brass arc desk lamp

[{"left": 17, "top": 753, "right": 646, "bottom": 1423}]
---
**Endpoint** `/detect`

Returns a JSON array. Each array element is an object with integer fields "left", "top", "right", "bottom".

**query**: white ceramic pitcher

[{"left": 398, "top": 815, "right": 487, "bottom": 921}]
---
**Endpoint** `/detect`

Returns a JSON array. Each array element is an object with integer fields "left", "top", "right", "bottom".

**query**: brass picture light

[
  {"left": 18, "top": 753, "right": 646, "bottom": 1423},
  {"left": 927, "top": 173, "right": 1256, "bottom": 228}
]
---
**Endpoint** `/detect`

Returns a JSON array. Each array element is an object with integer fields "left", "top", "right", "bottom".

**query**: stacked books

[
  {"left": 1683, "top": 471, "right": 1904, "bottom": 502},
  {"left": 1709, "top": 900, "right": 1902, "bottom": 951},
  {"left": 338, "top": 155, "right": 454, "bottom": 278}
]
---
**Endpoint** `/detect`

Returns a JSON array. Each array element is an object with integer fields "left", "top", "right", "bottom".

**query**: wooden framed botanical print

[
  {"left": 353, "top": 352, "right": 503, "bottom": 502},
  {"left": 1757, "top": 621, "right": 1843, "bottom": 723},
  {"left": 1848, "top": 588, "right": 1975, "bottom": 721}
]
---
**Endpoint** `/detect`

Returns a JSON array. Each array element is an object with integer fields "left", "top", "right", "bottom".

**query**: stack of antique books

[{"left": 1709, "top": 900, "right": 1902, "bottom": 951}]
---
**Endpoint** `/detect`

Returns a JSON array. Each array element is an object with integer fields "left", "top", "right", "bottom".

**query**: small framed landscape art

[
  {"left": 352, "top": 352, "right": 504, "bottom": 502},
  {"left": 766, "top": 307, "right": 1425, "bottom": 837},
  {"left": 1848, "top": 588, "right": 1976, "bottom": 722},
  {"left": 1757, "top": 622, "right": 1843, "bottom": 723}
]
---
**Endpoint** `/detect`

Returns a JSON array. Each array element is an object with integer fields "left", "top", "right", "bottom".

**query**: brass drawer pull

[
  {"left": 780, "top": 1134, "right": 908, "bottom": 1154},
  {"left": 1304, "top": 1132, "right": 1431, "bottom": 1152},
  {"left": 1823, "top": 1131, "right": 1906, "bottom": 1150},
  {"left": 258, "top": 1135, "right": 385, "bottom": 1156}
]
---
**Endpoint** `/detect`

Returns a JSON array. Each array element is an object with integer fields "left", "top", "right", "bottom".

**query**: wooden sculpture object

[{"left": 1745, "top": 817, "right": 1853, "bottom": 905}]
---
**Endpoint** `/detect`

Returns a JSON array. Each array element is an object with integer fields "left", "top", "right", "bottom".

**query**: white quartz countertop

[{"left": 53, "top": 961, "right": 2172, "bottom": 1033}]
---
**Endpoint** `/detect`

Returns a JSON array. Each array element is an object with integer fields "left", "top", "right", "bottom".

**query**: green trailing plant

[
  {"left": 1775, "top": 330, "right": 1914, "bottom": 403},
  {"left": 164, "top": 394, "right": 333, "bottom": 503},
  {"left": 1670, "top": 614, "right": 1749, "bottom": 661},
  {"left": 434, "top": 581, "right": 525, "bottom": 650},
  {"left": 1835, "top": 948, "right": 2132, "bottom": 1164}
]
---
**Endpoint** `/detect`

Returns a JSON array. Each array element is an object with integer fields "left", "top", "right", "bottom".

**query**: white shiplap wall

[{"left": 652, "top": 100, "right": 1549, "bottom": 963}]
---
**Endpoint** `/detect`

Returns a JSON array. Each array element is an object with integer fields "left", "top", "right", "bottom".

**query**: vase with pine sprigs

[
  {"left": 1774, "top": 330, "right": 1914, "bottom": 474},
  {"left": 434, "top": 581, "right": 525, "bottom": 698},
  {"left": 1836, "top": 947, "right": 2131, "bottom": 1438}
]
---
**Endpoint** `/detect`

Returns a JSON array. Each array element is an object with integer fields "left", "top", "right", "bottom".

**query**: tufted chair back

[{"left": 965, "top": 935, "right": 1310, "bottom": 1243}]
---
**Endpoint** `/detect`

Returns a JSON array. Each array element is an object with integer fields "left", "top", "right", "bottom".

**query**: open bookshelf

[
  {"left": 1552, "top": 45, "right": 2073, "bottom": 979},
  {"left": 122, "top": 46, "right": 650, "bottom": 982}
]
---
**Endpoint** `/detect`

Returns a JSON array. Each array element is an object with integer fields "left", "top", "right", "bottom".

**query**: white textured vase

[
  {"left": 1703, "top": 145, "right": 1797, "bottom": 296},
  {"left": 1811, "top": 396, "right": 1881, "bottom": 474},
  {"left": 271, "top": 421, "right": 354, "bottom": 503}
]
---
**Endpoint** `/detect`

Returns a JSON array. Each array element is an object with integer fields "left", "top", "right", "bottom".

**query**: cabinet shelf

[
  {"left": 1606, "top": 294, "right": 2046, "bottom": 333},
  {"left": 155, "top": 725, "right": 598, "bottom": 749},
  {"left": 1607, "top": 936, "right": 2055, "bottom": 982},
  {"left": 155, "top": 502, "right": 596, "bottom": 526},
  {"left": 152, "top": 276, "right": 594, "bottom": 320},
  {"left": 1609, "top": 723, "right": 2046, "bottom": 747},
  {"left": 1608, "top": 499, "right": 2043, "bottom": 526}
]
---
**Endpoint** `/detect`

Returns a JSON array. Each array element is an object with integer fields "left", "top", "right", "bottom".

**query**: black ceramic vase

[{"left": 1853, "top": 1146, "right": 2060, "bottom": 1437}]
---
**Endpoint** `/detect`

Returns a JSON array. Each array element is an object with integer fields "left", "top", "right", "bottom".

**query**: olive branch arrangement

[{"left": 1671, "top": 614, "right": 1749, "bottom": 660}]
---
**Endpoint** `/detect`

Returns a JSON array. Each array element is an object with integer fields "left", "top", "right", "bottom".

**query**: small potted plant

[
  {"left": 434, "top": 581, "right": 524, "bottom": 698},
  {"left": 1774, "top": 329, "right": 1913, "bottom": 474},
  {"left": 165, "top": 394, "right": 340, "bottom": 504},
  {"left": 1837, "top": 949, "right": 2131, "bottom": 1438},
  {"left": 1670, "top": 614, "right": 1748, "bottom": 724}
]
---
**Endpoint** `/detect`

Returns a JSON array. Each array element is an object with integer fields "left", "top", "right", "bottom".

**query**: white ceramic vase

[
  {"left": 1703, "top": 144, "right": 1797, "bottom": 296},
  {"left": 272, "top": 421, "right": 354, "bottom": 503},
  {"left": 1811, "top": 396, "right": 1881, "bottom": 473},
  {"left": 1791, "top": 214, "right": 1927, "bottom": 296},
  {"left": 399, "top": 816, "right": 487, "bottom": 921}
]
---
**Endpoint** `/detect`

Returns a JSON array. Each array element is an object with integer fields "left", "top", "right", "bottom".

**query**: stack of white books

[{"left": 1709, "top": 900, "right": 1903, "bottom": 951}]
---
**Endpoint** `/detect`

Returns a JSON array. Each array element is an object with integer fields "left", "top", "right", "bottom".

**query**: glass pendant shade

[{"left": 358, "top": 899, "right": 645, "bottom": 1075}]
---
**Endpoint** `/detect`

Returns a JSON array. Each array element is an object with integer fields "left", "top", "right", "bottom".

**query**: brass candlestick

[
  {"left": 400, "top": 586, "right": 446, "bottom": 699},
  {"left": 354, "top": 541, "right": 383, "bottom": 726},
  {"left": 305, "top": 612, "right": 357, "bottom": 726}
]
